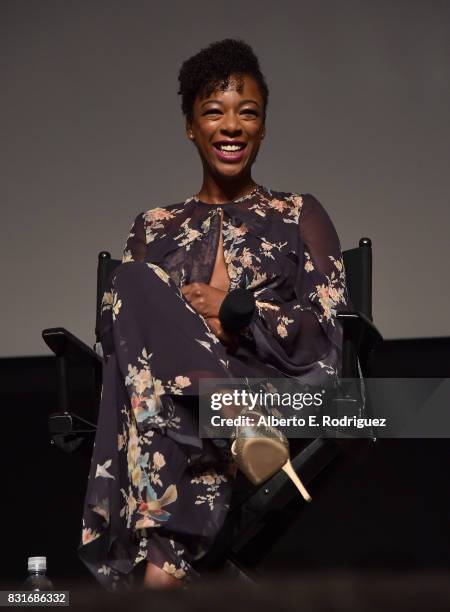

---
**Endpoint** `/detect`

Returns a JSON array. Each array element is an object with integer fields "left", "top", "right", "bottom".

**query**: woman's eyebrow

[{"left": 200, "top": 98, "right": 260, "bottom": 108}]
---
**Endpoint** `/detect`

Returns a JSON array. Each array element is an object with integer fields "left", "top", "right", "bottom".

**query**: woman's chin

[{"left": 210, "top": 161, "right": 250, "bottom": 181}]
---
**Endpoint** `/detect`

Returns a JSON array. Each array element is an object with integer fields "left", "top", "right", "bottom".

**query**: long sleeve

[
  {"left": 98, "top": 213, "right": 147, "bottom": 356},
  {"left": 122, "top": 212, "right": 146, "bottom": 262},
  {"left": 244, "top": 193, "right": 349, "bottom": 380}
]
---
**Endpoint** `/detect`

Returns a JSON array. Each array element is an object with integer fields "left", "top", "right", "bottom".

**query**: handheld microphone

[{"left": 218, "top": 288, "right": 256, "bottom": 333}]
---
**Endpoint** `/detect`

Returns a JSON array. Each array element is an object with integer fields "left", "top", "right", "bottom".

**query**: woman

[{"left": 79, "top": 38, "right": 348, "bottom": 590}]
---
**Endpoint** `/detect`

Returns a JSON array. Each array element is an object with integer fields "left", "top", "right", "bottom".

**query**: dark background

[{"left": 1, "top": 338, "right": 449, "bottom": 586}]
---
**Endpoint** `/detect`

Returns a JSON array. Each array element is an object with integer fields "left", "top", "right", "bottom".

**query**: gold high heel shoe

[{"left": 230, "top": 407, "right": 312, "bottom": 502}]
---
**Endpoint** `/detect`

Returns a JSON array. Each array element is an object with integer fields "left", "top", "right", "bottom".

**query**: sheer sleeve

[
  {"left": 98, "top": 212, "right": 147, "bottom": 357},
  {"left": 244, "top": 193, "right": 349, "bottom": 381},
  {"left": 122, "top": 212, "right": 146, "bottom": 262}
]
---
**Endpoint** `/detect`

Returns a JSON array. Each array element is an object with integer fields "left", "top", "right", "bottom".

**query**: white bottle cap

[{"left": 28, "top": 557, "right": 47, "bottom": 572}]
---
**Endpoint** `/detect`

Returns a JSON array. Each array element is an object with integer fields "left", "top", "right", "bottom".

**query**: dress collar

[
  {"left": 180, "top": 184, "right": 273, "bottom": 238},
  {"left": 184, "top": 184, "right": 269, "bottom": 210}
]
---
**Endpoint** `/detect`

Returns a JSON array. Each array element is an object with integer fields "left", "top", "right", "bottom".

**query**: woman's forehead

[{"left": 198, "top": 75, "right": 262, "bottom": 103}]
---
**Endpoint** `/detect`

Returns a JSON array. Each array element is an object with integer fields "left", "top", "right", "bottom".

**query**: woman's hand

[
  {"left": 204, "top": 316, "right": 239, "bottom": 351},
  {"left": 181, "top": 282, "right": 226, "bottom": 319},
  {"left": 181, "top": 283, "right": 238, "bottom": 350}
]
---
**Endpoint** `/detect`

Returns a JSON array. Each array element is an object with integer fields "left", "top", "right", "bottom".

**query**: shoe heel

[{"left": 281, "top": 459, "right": 312, "bottom": 502}]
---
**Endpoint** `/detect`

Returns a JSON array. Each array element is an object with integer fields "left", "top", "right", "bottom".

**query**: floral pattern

[
  {"left": 191, "top": 468, "right": 229, "bottom": 511},
  {"left": 79, "top": 184, "right": 349, "bottom": 590}
]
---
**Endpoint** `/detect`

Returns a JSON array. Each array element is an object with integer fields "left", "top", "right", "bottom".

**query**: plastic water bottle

[{"left": 23, "top": 557, "right": 54, "bottom": 591}]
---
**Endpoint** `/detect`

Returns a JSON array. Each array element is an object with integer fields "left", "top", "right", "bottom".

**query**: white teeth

[{"left": 218, "top": 144, "right": 244, "bottom": 151}]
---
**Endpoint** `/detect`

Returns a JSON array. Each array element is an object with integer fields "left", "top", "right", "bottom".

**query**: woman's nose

[{"left": 220, "top": 111, "right": 241, "bottom": 135}]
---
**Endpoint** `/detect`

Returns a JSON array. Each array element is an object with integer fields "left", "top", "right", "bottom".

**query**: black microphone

[{"left": 218, "top": 288, "right": 256, "bottom": 333}]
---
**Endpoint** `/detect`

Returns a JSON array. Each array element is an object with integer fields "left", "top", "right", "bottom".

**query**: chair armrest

[
  {"left": 337, "top": 310, "right": 383, "bottom": 350},
  {"left": 42, "top": 327, "right": 101, "bottom": 366},
  {"left": 43, "top": 327, "right": 101, "bottom": 439},
  {"left": 337, "top": 310, "right": 383, "bottom": 377}
]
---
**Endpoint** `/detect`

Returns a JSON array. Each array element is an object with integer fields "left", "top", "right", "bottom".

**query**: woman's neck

[{"left": 195, "top": 176, "right": 258, "bottom": 205}]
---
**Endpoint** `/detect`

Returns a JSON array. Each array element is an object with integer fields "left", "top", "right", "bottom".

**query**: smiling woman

[
  {"left": 78, "top": 38, "right": 350, "bottom": 591},
  {"left": 180, "top": 38, "right": 268, "bottom": 204},
  {"left": 186, "top": 72, "right": 266, "bottom": 187}
]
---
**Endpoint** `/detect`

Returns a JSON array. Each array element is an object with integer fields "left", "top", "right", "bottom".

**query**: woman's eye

[{"left": 204, "top": 109, "right": 258, "bottom": 116}]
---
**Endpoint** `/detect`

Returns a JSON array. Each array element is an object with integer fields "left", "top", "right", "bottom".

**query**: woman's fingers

[
  {"left": 205, "top": 316, "right": 221, "bottom": 335},
  {"left": 206, "top": 317, "right": 239, "bottom": 351},
  {"left": 181, "top": 283, "right": 226, "bottom": 318}
]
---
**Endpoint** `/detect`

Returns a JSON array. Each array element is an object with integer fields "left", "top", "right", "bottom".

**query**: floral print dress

[{"left": 79, "top": 184, "right": 349, "bottom": 589}]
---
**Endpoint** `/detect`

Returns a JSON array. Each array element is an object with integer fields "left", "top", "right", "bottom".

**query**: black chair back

[
  {"left": 95, "top": 252, "right": 121, "bottom": 343},
  {"left": 342, "top": 237, "right": 373, "bottom": 320}
]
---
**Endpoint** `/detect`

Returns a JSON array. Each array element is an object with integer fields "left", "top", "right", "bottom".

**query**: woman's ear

[{"left": 186, "top": 122, "right": 194, "bottom": 140}]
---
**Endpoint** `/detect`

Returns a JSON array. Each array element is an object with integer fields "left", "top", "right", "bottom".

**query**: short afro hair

[{"left": 177, "top": 38, "right": 269, "bottom": 124}]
